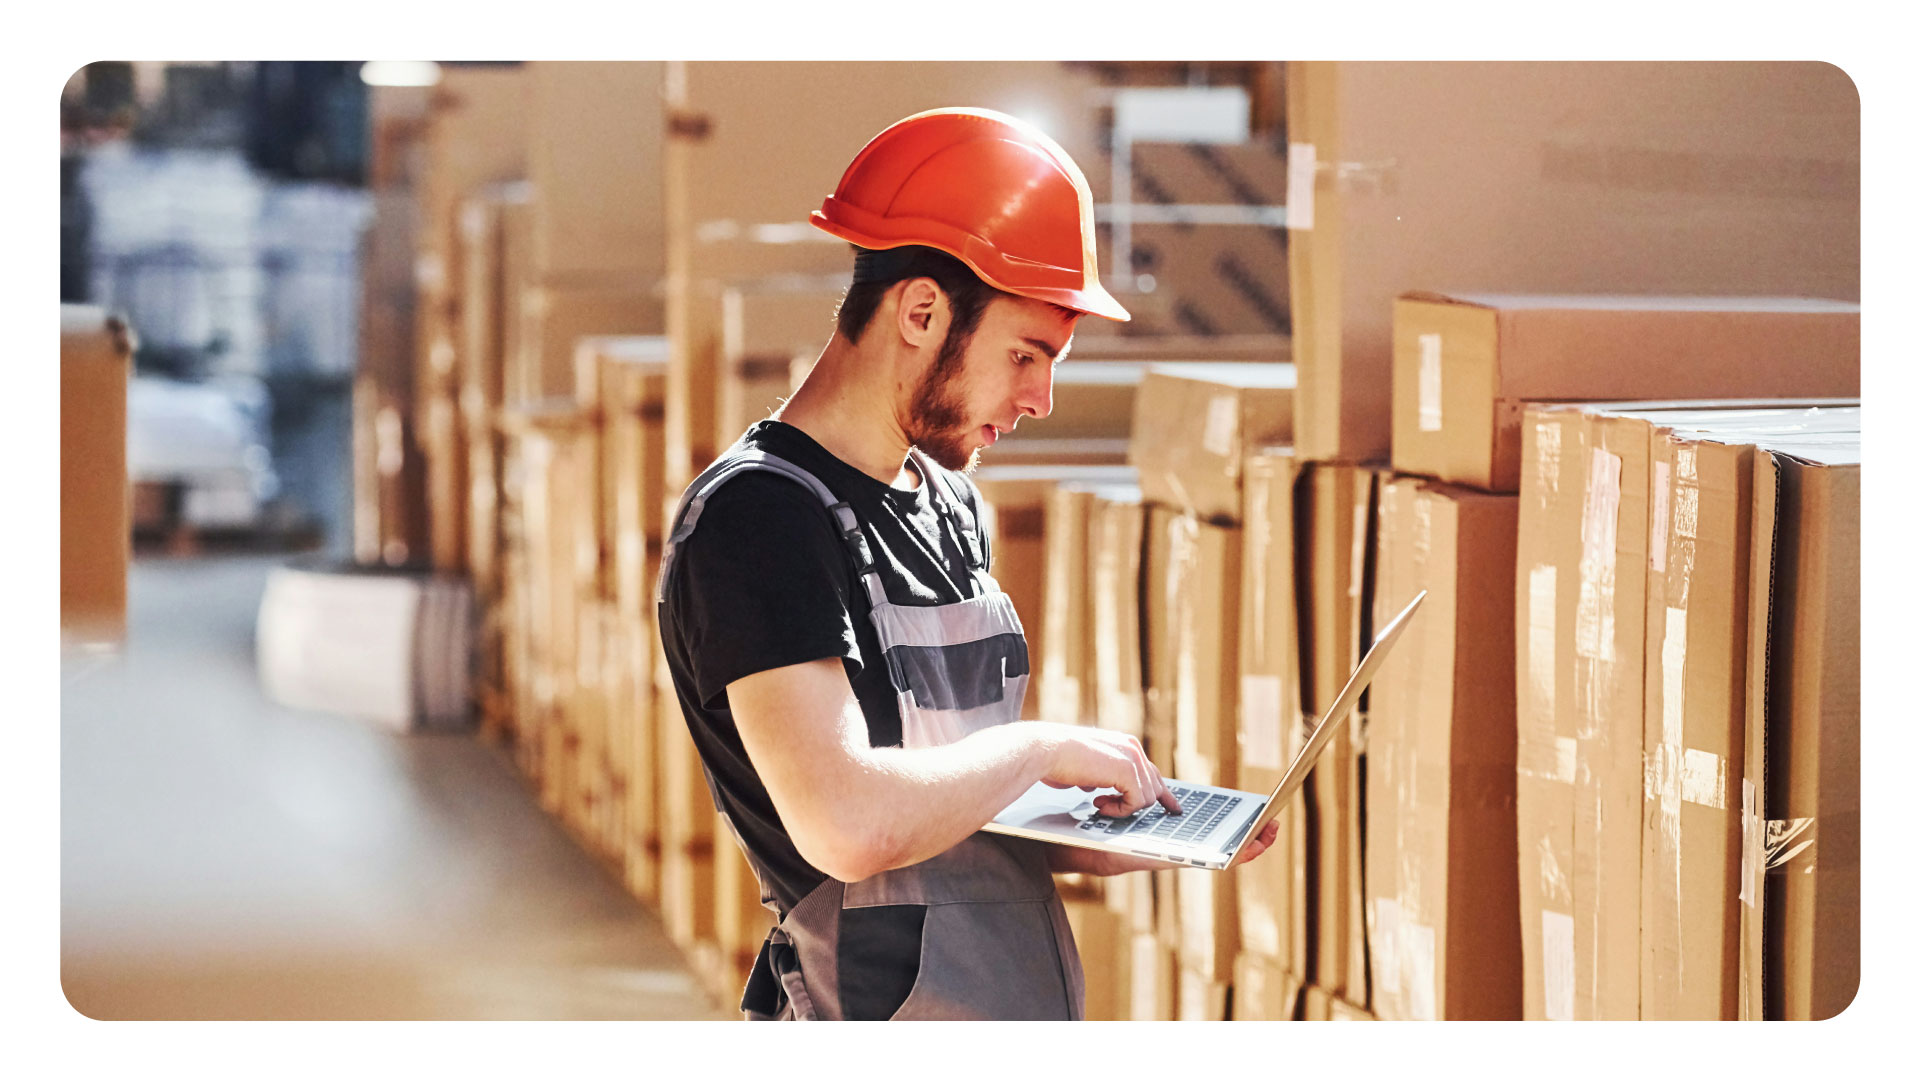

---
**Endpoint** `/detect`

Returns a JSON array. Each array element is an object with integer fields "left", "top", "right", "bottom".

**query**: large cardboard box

[
  {"left": 1129, "top": 933, "right": 1178, "bottom": 1021},
  {"left": 1121, "top": 140, "right": 1290, "bottom": 338},
  {"left": 715, "top": 287, "right": 835, "bottom": 447},
  {"left": 514, "top": 284, "right": 663, "bottom": 406},
  {"left": 1129, "top": 363, "right": 1297, "bottom": 523},
  {"left": 1091, "top": 488, "right": 1147, "bottom": 740},
  {"left": 1176, "top": 866, "right": 1238, "bottom": 985},
  {"left": 1391, "top": 294, "right": 1861, "bottom": 492},
  {"left": 1286, "top": 61, "right": 1861, "bottom": 464},
  {"left": 1366, "top": 477, "right": 1522, "bottom": 1020},
  {"left": 973, "top": 464, "right": 1137, "bottom": 719},
  {"left": 1236, "top": 449, "right": 1309, "bottom": 974},
  {"left": 1514, "top": 399, "right": 1858, "bottom": 1020},
  {"left": 1741, "top": 435, "right": 1860, "bottom": 1020},
  {"left": 1168, "top": 515, "right": 1244, "bottom": 789},
  {"left": 1040, "top": 484, "right": 1099, "bottom": 727},
  {"left": 61, "top": 306, "right": 132, "bottom": 643},
  {"left": 1177, "top": 962, "right": 1231, "bottom": 1021},
  {"left": 526, "top": 61, "right": 666, "bottom": 284},
  {"left": 1233, "top": 953, "right": 1303, "bottom": 1021},
  {"left": 1298, "top": 463, "right": 1373, "bottom": 1000}
]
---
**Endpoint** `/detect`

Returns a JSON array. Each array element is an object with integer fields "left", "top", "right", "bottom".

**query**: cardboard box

[
  {"left": 1286, "top": 61, "right": 1861, "bottom": 464},
  {"left": 1121, "top": 141, "right": 1290, "bottom": 338},
  {"left": 1177, "top": 962, "right": 1231, "bottom": 1021},
  {"left": 1391, "top": 294, "right": 1861, "bottom": 492},
  {"left": 715, "top": 287, "right": 832, "bottom": 446},
  {"left": 514, "top": 284, "right": 664, "bottom": 407},
  {"left": 1168, "top": 515, "right": 1243, "bottom": 788},
  {"left": 1176, "top": 867, "right": 1239, "bottom": 983},
  {"left": 1298, "top": 463, "right": 1372, "bottom": 1000},
  {"left": 1091, "top": 488, "right": 1148, "bottom": 740},
  {"left": 60, "top": 306, "right": 132, "bottom": 643},
  {"left": 1142, "top": 505, "right": 1179, "bottom": 775},
  {"left": 1129, "top": 933, "right": 1178, "bottom": 1021},
  {"left": 973, "top": 464, "right": 1138, "bottom": 719},
  {"left": 1236, "top": 449, "right": 1309, "bottom": 973},
  {"left": 1742, "top": 435, "right": 1860, "bottom": 1020},
  {"left": 1366, "top": 477, "right": 1522, "bottom": 1020},
  {"left": 1129, "top": 363, "right": 1297, "bottom": 523},
  {"left": 1041, "top": 484, "right": 1101, "bottom": 727},
  {"left": 1515, "top": 400, "right": 1859, "bottom": 1020},
  {"left": 526, "top": 61, "right": 666, "bottom": 282},
  {"left": 1233, "top": 953, "right": 1302, "bottom": 1020}
]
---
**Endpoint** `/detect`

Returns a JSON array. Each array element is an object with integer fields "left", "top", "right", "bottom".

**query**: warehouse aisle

[{"left": 61, "top": 554, "right": 732, "bottom": 1020}]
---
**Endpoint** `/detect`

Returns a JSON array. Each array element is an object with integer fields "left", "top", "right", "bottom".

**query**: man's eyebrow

[{"left": 1020, "top": 336, "right": 1068, "bottom": 361}]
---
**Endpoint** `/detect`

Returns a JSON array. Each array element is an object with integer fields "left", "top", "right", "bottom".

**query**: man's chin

[{"left": 914, "top": 437, "right": 981, "bottom": 473}]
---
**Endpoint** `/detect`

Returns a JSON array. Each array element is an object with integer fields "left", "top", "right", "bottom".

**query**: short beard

[{"left": 905, "top": 326, "right": 980, "bottom": 472}]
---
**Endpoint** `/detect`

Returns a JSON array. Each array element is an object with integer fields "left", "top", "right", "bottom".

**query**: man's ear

[{"left": 894, "top": 277, "right": 947, "bottom": 352}]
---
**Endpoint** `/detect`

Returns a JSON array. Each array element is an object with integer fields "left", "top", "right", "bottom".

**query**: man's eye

[{"left": 1014, "top": 351, "right": 1035, "bottom": 366}]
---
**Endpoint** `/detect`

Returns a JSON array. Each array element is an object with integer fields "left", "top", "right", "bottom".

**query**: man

[{"left": 656, "top": 108, "right": 1279, "bottom": 1021}]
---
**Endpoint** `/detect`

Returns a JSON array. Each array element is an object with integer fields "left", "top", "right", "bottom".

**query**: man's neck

[{"left": 775, "top": 332, "right": 921, "bottom": 489}]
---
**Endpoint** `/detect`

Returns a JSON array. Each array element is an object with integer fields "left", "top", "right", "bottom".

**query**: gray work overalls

[{"left": 658, "top": 444, "right": 1085, "bottom": 1020}]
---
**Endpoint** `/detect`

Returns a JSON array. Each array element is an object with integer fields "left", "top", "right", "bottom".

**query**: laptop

[{"left": 984, "top": 589, "right": 1426, "bottom": 870}]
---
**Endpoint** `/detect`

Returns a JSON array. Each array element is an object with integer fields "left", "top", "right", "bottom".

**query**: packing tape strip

[
  {"left": 1574, "top": 447, "right": 1622, "bottom": 664},
  {"left": 1534, "top": 417, "right": 1563, "bottom": 508},
  {"left": 1518, "top": 565, "right": 1561, "bottom": 781},
  {"left": 1418, "top": 334, "right": 1444, "bottom": 433},
  {"left": 1650, "top": 460, "right": 1671, "bottom": 574}
]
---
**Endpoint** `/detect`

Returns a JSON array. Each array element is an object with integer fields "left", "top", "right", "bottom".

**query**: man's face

[{"left": 906, "top": 294, "right": 1079, "bottom": 472}]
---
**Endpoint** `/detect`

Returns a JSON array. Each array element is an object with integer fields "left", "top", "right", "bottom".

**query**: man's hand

[
  {"left": 1034, "top": 724, "right": 1182, "bottom": 818},
  {"left": 1045, "top": 820, "right": 1282, "bottom": 876}
]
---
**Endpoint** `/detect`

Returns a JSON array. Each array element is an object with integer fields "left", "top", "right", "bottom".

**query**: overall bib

[{"left": 658, "top": 444, "right": 1084, "bottom": 1020}]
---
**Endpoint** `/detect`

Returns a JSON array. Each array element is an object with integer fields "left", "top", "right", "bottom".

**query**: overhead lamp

[{"left": 358, "top": 61, "right": 442, "bottom": 88}]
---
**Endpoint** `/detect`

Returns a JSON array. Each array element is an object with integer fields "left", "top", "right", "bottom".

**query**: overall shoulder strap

[{"left": 657, "top": 447, "right": 888, "bottom": 608}]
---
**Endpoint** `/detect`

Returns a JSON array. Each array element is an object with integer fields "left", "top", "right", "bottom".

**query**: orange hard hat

[{"left": 811, "top": 107, "right": 1131, "bottom": 322}]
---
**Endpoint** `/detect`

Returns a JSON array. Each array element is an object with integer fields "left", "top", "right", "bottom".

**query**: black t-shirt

[{"left": 657, "top": 419, "right": 999, "bottom": 917}]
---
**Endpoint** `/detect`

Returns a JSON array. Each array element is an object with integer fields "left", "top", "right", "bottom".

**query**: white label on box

[
  {"left": 1417, "top": 333, "right": 1444, "bottom": 432},
  {"left": 1535, "top": 420, "right": 1563, "bottom": 504},
  {"left": 1662, "top": 607, "right": 1688, "bottom": 750},
  {"left": 1555, "top": 736, "right": 1578, "bottom": 785},
  {"left": 1575, "top": 448, "right": 1622, "bottom": 663},
  {"left": 1240, "top": 674, "right": 1284, "bottom": 771},
  {"left": 1650, "top": 461, "right": 1671, "bottom": 574},
  {"left": 1683, "top": 749, "right": 1728, "bottom": 810},
  {"left": 1542, "top": 910, "right": 1575, "bottom": 1021},
  {"left": 1286, "top": 143, "right": 1316, "bottom": 231},
  {"left": 1202, "top": 394, "right": 1239, "bottom": 458},
  {"left": 1403, "top": 921, "right": 1438, "bottom": 1021},
  {"left": 1526, "top": 565, "right": 1557, "bottom": 724},
  {"left": 1371, "top": 898, "right": 1402, "bottom": 998}
]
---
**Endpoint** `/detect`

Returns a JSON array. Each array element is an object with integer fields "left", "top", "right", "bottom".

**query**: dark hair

[{"left": 834, "top": 245, "right": 999, "bottom": 351}]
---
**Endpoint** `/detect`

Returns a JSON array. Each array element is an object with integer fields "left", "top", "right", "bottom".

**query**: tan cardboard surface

[
  {"left": 1169, "top": 517, "right": 1243, "bottom": 788},
  {"left": 1287, "top": 61, "right": 1860, "bottom": 464},
  {"left": 1041, "top": 486, "right": 1100, "bottom": 727},
  {"left": 1233, "top": 953, "right": 1303, "bottom": 1020},
  {"left": 60, "top": 308, "right": 131, "bottom": 641},
  {"left": 526, "top": 62, "right": 666, "bottom": 282},
  {"left": 1368, "top": 477, "right": 1522, "bottom": 1019},
  {"left": 1130, "top": 364, "right": 1297, "bottom": 523},
  {"left": 1091, "top": 490, "right": 1147, "bottom": 739},
  {"left": 1749, "top": 444, "right": 1860, "bottom": 1020},
  {"left": 1391, "top": 294, "right": 1861, "bottom": 492}
]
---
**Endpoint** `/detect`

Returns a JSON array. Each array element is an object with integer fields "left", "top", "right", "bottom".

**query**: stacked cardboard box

[
  {"left": 60, "top": 306, "right": 134, "bottom": 645},
  {"left": 1234, "top": 448, "right": 1310, "bottom": 1007},
  {"left": 1741, "top": 432, "right": 1860, "bottom": 1021},
  {"left": 1285, "top": 61, "right": 1860, "bottom": 463},
  {"left": 1513, "top": 400, "right": 1860, "bottom": 1020},
  {"left": 1127, "top": 364, "right": 1296, "bottom": 1017},
  {"left": 1366, "top": 476, "right": 1522, "bottom": 1019}
]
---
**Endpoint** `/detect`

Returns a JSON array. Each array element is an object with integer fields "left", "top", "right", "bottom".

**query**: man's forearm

[{"left": 839, "top": 721, "right": 1061, "bottom": 877}]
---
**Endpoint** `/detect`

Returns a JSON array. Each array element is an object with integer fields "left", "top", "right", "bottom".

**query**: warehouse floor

[{"left": 61, "top": 554, "right": 732, "bottom": 1020}]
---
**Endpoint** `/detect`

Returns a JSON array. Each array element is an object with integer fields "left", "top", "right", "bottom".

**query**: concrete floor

[{"left": 61, "top": 554, "right": 733, "bottom": 1020}]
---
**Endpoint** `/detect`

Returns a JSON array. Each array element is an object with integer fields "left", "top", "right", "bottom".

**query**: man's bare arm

[{"left": 726, "top": 657, "right": 1179, "bottom": 882}]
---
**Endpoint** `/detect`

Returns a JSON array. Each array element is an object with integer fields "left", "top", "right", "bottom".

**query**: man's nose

[{"left": 1019, "top": 367, "right": 1054, "bottom": 421}]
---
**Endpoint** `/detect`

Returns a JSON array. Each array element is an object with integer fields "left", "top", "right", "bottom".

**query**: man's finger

[{"left": 1158, "top": 782, "right": 1182, "bottom": 815}]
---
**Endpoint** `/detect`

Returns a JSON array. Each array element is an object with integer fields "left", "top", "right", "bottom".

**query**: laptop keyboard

[{"left": 1074, "top": 786, "right": 1243, "bottom": 846}]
